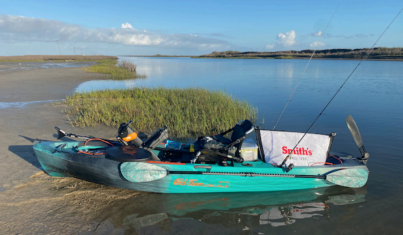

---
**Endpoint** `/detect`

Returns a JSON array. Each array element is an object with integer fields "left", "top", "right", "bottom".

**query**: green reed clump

[
  {"left": 63, "top": 87, "right": 258, "bottom": 138},
  {"left": 85, "top": 59, "right": 147, "bottom": 80}
]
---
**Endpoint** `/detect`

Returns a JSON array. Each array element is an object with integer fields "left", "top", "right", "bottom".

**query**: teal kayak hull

[{"left": 33, "top": 141, "right": 368, "bottom": 193}]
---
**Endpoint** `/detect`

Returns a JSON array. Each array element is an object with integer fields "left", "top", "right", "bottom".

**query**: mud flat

[
  {"left": 0, "top": 55, "right": 118, "bottom": 61},
  {"left": 0, "top": 63, "right": 147, "bottom": 234}
]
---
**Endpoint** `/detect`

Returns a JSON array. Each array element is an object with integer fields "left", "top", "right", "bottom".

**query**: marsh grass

[
  {"left": 119, "top": 60, "right": 137, "bottom": 72},
  {"left": 63, "top": 87, "right": 258, "bottom": 138},
  {"left": 84, "top": 59, "right": 147, "bottom": 80}
]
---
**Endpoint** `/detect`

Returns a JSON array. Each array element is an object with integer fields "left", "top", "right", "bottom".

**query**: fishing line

[
  {"left": 312, "top": 113, "right": 326, "bottom": 133},
  {"left": 280, "top": 7, "right": 403, "bottom": 167},
  {"left": 272, "top": 4, "right": 340, "bottom": 130}
]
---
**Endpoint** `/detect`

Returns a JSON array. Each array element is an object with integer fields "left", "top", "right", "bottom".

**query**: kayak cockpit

[{"left": 49, "top": 118, "right": 353, "bottom": 168}]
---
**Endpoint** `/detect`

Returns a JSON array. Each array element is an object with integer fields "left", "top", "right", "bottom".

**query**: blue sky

[{"left": 0, "top": 0, "right": 402, "bottom": 55}]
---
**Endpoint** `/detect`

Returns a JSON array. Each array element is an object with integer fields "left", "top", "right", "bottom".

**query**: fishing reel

[
  {"left": 285, "top": 163, "right": 294, "bottom": 173},
  {"left": 117, "top": 120, "right": 143, "bottom": 147}
]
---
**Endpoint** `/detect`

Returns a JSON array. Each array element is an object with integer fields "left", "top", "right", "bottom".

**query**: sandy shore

[
  {"left": 0, "top": 62, "right": 98, "bottom": 102},
  {"left": 0, "top": 63, "right": 149, "bottom": 234}
]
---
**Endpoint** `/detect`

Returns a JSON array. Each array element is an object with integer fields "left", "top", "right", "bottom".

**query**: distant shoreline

[
  {"left": 192, "top": 57, "right": 403, "bottom": 61},
  {"left": 121, "top": 55, "right": 191, "bottom": 58},
  {"left": 193, "top": 47, "right": 403, "bottom": 60}
]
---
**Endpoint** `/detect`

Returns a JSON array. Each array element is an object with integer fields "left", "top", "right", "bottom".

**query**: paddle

[
  {"left": 346, "top": 115, "right": 370, "bottom": 163},
  {"left": 120, "top": 162, "right": 368, "bottom": 188},
  {"left": 325, "top": 168, "right": 368, "bottom": 188},
  {"left": 55, "top": 127, "right": 94, "bottom": 140}
]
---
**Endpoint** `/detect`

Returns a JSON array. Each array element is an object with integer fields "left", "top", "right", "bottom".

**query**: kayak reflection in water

[
  {"left": 259, "top": 202, "right": 328, "bottom": 227},
  {"left": 114, "top": 186, "right": 367, "bottom": 231}
]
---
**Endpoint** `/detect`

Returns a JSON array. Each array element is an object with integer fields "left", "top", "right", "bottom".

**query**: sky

[{"left": 0, "top": 0, "right": 402, "bottom": 56}]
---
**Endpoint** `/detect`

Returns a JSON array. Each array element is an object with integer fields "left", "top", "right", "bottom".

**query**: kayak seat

[
  {"left": 143, "top": 126, "right": 169, "bottom": 149},
  {"left": 194, "top": 120, "right": 254, "bottom": 163},
  {"left": 211, "top": 135, "right": 232, "bottom": 145}
]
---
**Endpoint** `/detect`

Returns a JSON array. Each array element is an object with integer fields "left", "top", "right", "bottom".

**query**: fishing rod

[
  {"left": 279, "top": 7, "right": 403, "bottom": 169},
  {"left": 272, "top": 4, "right": 340, "bottom": 130}
]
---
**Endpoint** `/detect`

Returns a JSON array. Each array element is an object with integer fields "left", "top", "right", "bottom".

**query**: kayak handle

[{"left": 194, "top": 165, "right": 212, "bottom": 169}]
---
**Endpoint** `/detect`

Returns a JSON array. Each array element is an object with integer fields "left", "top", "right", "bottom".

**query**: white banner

[{"left": 260, "top": 130, "right": 331, "bottom": 166}]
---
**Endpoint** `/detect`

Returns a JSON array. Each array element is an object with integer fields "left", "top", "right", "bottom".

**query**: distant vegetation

[
  {"left": 63, "top": 87, "right": 257, "bottom": 139},
  {"left": 119, "top": 60, "right": 137, "bottom": 72},
  {"left": 0, "top": 55, "right": 118, "bottom": 62},
  {"left": 194, "top": 48, "right": 403, "bottom": 60},
  {"left": 84, "top": 59, "right": 147, "bottom": 80},
  {"left": 122, "top": 54, "right": 191, "bottom": 57}
]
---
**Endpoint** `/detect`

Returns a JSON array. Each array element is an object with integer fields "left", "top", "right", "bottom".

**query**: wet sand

[
  {"left": 0, "top": 64, "right": 141, "bottom": 234},
  {"left": 0, "top": 62, "right": 97, "bottom": 102}
]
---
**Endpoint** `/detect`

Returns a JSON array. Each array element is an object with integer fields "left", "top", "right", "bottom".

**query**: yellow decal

[{"left": 174, "top": 178, "right": 230, "bottom": 188}]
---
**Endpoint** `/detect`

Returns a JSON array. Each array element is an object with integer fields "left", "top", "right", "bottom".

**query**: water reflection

[
  {"left": 75, "top": 78, "right": 145, "bottom": 92},
  {"left": 276, "top": 62, "right": 294, "bottom": 84},
  {"left": 122, "top": 213, "right": 169, "bottom": 230},
  {"left": 128, "top": 59, "right": 164, "bottom": 77},
  {"left": 94, "top": 186, "right": 366, "bottom": 232}
]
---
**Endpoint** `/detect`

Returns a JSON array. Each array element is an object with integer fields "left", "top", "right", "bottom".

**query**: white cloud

[
  {"left": 266, "top": 30, "right": 296, "bottom": 49},
  {"left": 311, "top": 31, "right": 322, "bottom": 37},
  {"left": 121, "top": 22, "right": 133, "bottom": 29},
  {"left": 277, "top": 30, "right": 296, "bottom": 47},
  {"left": 310, "top": 41, "right": 326, "bottom": 48},
  {"left": 0, "top": 15, "right": 228, "bottom": 50}
]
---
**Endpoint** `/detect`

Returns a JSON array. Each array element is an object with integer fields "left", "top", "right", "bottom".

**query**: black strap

[{"left": 219, "top": 127, "right": 234, "bottom": 136}]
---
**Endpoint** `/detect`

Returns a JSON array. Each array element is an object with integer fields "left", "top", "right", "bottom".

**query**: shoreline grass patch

[
  {"left": 63, "top": 87, "right": 257, "bottom": 138},
  {"left": 84, "top": 59, "right": 147, "bottom": 80}
]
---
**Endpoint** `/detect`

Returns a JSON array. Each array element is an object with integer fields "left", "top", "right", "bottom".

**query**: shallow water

[
  {"left": 5, "top": 57, "right": 403, "bottom": 234},
  {"left": 0, "top": 100, "right": 58, "bottom": 109},
  {"left": 0, "top": 61, "right": 95, "bottom": 72}
]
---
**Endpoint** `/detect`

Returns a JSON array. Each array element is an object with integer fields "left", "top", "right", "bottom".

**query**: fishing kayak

[{"left": 33, "top": 117, "right": 369, "bottom": 193}]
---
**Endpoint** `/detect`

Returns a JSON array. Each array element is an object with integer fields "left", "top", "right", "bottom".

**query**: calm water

[{"left": 75, "top": 57, "right": 403, "bottom": 233}]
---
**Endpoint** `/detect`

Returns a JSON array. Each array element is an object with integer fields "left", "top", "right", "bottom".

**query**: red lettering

[{"left": 281, "top": 146, "right": 314, "bottom": 156}]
